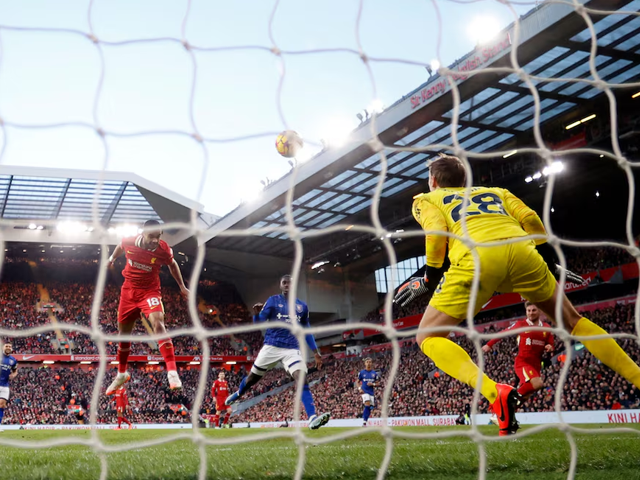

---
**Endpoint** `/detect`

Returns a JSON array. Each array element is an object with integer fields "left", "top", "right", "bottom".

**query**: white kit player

[{"left": 225, "top": 275, "right": 330, "bottom": 430}]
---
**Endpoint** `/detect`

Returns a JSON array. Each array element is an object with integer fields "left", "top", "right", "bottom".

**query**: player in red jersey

[
  {"left": 211, "top": 371, "right": 231, "bottom": 428},
  {"left": 105, "top": 220, "right": 190, "bottom": 395},
  {"left": 483, "top": 302, "right": 555, "bottom": 399},
  {"left": 114, "top": 386, "right": 132, "bottom": 430}
]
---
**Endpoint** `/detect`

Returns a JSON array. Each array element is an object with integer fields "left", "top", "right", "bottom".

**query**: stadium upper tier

[
  {"left": 203, "top": 0, "right": 640, "bottom": 267},
  {"left": 3, "top": 301, "right": 638, "bottom": 426},
  {"left": 0, "top": 247, "right": 635, "bottom": 357}
]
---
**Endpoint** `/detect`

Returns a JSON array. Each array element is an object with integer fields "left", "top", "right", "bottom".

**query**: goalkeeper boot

[
  {"left": 308, "top": 412, "right": 331, "bottom": 430},
  {"left": 491, "top": 383, "right": 521, "bottom": 436},
  {"left": 225, "top": 391, "right": 240, "bottom": 406},
  {"left": 167, "top": 371, "right": 182, "bottom": 391},
  {"left": 106, "top": 371, "right": 131, "bottom": 396}
]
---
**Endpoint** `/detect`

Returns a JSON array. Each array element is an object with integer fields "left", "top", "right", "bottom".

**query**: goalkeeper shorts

[
  {"left": 251, "top": 345, "right": 307, "bottom": 377},
  {"left": 430, "top": 239, "right": 556, "bottom": 320}
]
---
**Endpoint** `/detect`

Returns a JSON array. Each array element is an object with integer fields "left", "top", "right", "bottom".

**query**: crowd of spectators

[
  {"left": 2, "top": 366, "right": 245, "bottom": 425},
  {"left": 1, "top": 266, "right": 259, "bottom": 357},
  {"left": 362, "top": 246, "right": 635, "bottom": 324},
  {"left": 2, "top": 250, "right": 639, "bottom": 425},
  {"left": 237, "top": 302, "right": 640, "bottom": 423}
]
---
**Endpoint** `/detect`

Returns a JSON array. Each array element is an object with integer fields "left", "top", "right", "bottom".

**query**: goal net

[{"left": 0, "top": 0, "right": 639, "bottom": 479}]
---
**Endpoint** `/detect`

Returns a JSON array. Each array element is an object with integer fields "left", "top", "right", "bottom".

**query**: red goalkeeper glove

[
  {"left": 394, "top": 265, "right": 445, "bottom": 308},
  {"left": 394, "top": 276, "right": 431, "bottom": 308}
]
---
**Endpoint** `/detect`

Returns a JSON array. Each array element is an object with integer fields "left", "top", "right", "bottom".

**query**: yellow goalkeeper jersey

[{"left": 412, "top": 186, "right": 547, "bottom": 268}]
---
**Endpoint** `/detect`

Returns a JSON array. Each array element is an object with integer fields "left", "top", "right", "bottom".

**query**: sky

[{"left": 0, "top": 0, "right": 534, "bottom": 217}]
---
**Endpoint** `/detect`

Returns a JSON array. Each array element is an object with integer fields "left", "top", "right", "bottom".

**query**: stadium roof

[
  {"left": 0, "top": 165, "right": 217, "bottom": 245},
  {"left": 208, "top": 0, "right": 640, "bottom": 263}
]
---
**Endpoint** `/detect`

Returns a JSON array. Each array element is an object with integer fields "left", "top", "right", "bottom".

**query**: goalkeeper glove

[
  {"left": 536, "top": 243, "right": 585, "bottom": 285},
  {"left": 394, "top": 276, "right": 430, "bottom": 308},
  {"left": 393, "top": 266, "right": 445, "bottom": 308}
]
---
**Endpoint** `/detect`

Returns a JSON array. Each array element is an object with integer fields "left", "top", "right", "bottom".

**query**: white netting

[{"left": 0, "top": 0, "right": 639, "bottom": 479}]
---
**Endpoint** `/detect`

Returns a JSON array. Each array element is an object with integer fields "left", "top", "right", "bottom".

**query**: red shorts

[
  {"left": 514, "top": 360, "right": 541, "bottom": 384},
  {"left": 118, "top": 286, "right": 164, "bottom": 324},
  {"left": 215, "top": 401, "right": 230, "bottom": 412}
]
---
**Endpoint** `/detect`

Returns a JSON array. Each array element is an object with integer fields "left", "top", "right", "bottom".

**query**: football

[{"left": 275, "top": 130, "right": 303, "bottom": 158}]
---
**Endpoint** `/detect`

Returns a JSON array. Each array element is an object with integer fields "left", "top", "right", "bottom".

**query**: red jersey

[
  {"left": 115, "top": 389, "right": 128, "bottom": 409},
  {"left": 120, "top": 235, "right": 174, "bottom": 290},
  {"left": 487, "top": 318, "right": 554, "bottom": 362},
  {"left": 212, "top": 380, "right": 229, "bottom": 402}
]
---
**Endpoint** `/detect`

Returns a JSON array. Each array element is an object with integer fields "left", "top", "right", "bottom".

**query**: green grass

[{"left": 0, "top": 425, "right": 639, "bottom": 479}]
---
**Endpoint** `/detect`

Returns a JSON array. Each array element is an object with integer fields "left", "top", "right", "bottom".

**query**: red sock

[
  {"left": 118, "top": 342, "right": 131, "bottom": 374},
  {"left": 518, "top": 381, "right": 536, "bottom": 397},
  {"left": 117, "top": 417, "right": 122, "bottom": 428},
  {"left": 159, "top": 339, "right": 177, "bottom": 371},
  {"left": 223, "top": 412, "right": 230, "bottom": 425},
  {"left": 213, "top": 414, "right": 220, "bottom": 426},
  {"left": 123, "top": 417, "right": 132, "bottom": 426}
]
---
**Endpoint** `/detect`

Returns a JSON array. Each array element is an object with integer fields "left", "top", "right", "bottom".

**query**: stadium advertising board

[
  {"left": 13, "top": 354, "right": 251, "bottom": 363},
  {"left": 409, "top": 32, "right": 512, "bottom": 110},
  {"left": 3, "top": 410, "right": 639, "bottom": 430},
  {"left": 232, "top": 409, "right": 640, "bottom": 429}
]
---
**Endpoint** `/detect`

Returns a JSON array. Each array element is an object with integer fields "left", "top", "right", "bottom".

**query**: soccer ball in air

[{"left": 275, "top": 130, "right": 303, "bottom": 158}]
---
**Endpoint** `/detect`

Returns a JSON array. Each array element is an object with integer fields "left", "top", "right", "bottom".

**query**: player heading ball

[{"left": 106, "top": 220, "right": 190, "bottom": 396}]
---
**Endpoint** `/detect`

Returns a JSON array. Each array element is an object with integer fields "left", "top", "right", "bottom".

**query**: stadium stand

[
  {"left": 1, "top": 250, "right": 638, "bottom": 425},
  {"left": 236, "top": 302, "right": 640, "bottom": 423}
]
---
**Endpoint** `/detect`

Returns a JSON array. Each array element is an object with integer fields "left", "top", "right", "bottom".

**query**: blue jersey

[
  {"left": 0, "top": 354, "right": 17, "bottom": 387},
  {"left": 358, "top": 369, "right": 379, "bottom": 395},
  {"left": 254, "top": 294, "right": 318, "bottom": 351}
]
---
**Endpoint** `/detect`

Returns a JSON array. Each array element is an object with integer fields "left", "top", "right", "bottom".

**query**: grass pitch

[{"left": 0, "top": 425, "right": 639, "bottom": 479}]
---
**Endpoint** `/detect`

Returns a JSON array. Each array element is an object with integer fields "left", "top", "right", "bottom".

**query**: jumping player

[
  {"left": 225, "top": 275, "right": 331, "bottom": 430},
  {"left": 358, "top": 357, "right": 379, "bottom": 426},
  {"left": 115, "top": 386, "right": 133, "bottom": 430},
  {"left": 395, "top": 154, "right": 640, "bottom": 435},
  {"left": 211, "top": 371, "right": 231, "bottom": 428},
  {"left": 0, "top": 342, "right": 18, "bottom": 431},
  {"left": 483, "top": 302, "right": 554, "bottom": 399},
  {"left": 106, "top": 220, "right": 190, "bottom": 395}
]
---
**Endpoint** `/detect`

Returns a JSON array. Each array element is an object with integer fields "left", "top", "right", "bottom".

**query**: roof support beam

[
  {"left": 560, "top": 39, "right": 640, "bottom": 64},
  {"left": 53, "top": 178, "right": 73, "bottom": 219},
  {"left": 102, "top": 182, "right": 128, "bottom": 225},
  {"left": 0, "top": 175, "right": 13, "bottom": 219},
  {"left": 439, "top": 117, "right": 518, "bottom": 136},
  {"left": 495, "top": 83, "right": 581, "bottom": 104}
]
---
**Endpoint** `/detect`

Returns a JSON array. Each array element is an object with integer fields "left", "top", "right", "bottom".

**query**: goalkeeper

[{"left": 395, "top": 154, "right": 640, "bottom": 436}]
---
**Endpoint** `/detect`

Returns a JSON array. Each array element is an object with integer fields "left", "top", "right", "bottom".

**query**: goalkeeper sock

[
  {"left": 301, "top": 383, "right": 316, "bottom": 418},
  {"left": 572, "top": 317, "right": 640, "bottom": 388},
  {"left": 117, "top": 342, "right": 131, "bottom": 374},
  {"left": 158, "top": 339, "right": 177, "bottom": 371},
  {"left": 517, "top": 381, "right": 536, "bottom": 397},
  {"left": 363, "top": 405, "right": 371, "bottom": 422},
  {"left": 0, "top": 407, "right": 4, "bottom": 424},
  {"left": 420, "top": 337, "right": 499, "bottom": 403}
]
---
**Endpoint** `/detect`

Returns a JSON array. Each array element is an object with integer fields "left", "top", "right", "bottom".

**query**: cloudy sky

[{"left": 0, "top": 0, "right": 533, "bottom": 216}]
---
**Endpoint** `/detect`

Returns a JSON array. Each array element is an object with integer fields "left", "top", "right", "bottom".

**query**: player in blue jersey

[
  {"left": 0, "top": 342, "right": 18, "bottom": 431},
  {"left": 225, "top": 275, "right": 331, "bottom": 430},
  {"left": 358, "top": 357, "right": 380, "bottom": 426}
]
